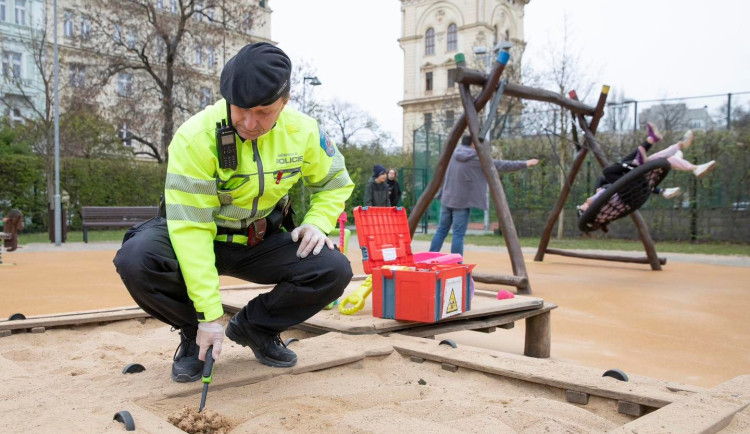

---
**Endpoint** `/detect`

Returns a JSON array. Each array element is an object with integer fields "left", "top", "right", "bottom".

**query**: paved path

[{"left": 14, "top": 239, "right": 750, "bottom": 268}]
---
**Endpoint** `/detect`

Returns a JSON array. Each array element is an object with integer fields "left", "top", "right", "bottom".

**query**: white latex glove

[
  {"left": 197, "top": 321, "right": 223, "bottom": 361},
  {"left": 291, "top": 224, "right": 333, "bottom": 258}
]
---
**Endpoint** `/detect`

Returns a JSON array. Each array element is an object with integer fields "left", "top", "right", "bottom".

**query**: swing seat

[{"left": 578, "top": 159, "right": 671, "bottom": 233}]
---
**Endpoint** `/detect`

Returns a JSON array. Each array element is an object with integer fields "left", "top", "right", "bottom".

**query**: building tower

[{"left": 398, "top": 0, "right": 529, "bottom": 153}]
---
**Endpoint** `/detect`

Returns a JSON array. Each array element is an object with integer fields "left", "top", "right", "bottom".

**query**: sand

[{"left": 1, "top": 238, "right": 750, "bottom": 432}]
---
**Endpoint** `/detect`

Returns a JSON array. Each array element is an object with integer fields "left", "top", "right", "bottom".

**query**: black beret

[{"left": 220, "top": 42, "right": 292, "bottom": 108}]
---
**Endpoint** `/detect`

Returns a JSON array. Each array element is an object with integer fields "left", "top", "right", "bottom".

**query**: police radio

[{"left": 215, "top": 118, "right": 238, "bottom": 170}]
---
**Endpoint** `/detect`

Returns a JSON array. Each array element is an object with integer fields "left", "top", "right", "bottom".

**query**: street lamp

[
  {"left": 300, "top": 76, "right": 322, "bottom": 215},
  {"left": 301, "top": 75, "right": 322, "bottom": 114}
]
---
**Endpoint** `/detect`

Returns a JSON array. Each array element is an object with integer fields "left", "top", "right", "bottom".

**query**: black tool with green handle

[{"left": 198, "top": 345, "right": 215, "bottom": 413}]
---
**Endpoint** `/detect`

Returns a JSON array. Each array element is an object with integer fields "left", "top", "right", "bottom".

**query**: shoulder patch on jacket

[{"left": 319, "top": 132, "right": 336, "bottom": 157}]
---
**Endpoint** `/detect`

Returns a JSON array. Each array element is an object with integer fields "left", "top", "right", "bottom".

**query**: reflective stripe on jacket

[{"left": 165, "top": 99, "right": 354, "bottom": 322}]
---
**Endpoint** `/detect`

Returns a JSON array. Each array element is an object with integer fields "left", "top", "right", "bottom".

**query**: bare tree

[
  {"left": 83, "top": 0, "right": 266, "bottom": 163},
  {"left": 536, "top": 16, "right": 593, "bottom": 239},
  {"left": 0, "top": 8, "right": 117, "bottom": 202},
  {"left": 320, "top": 98, "right": 392, "bottom": 148}
]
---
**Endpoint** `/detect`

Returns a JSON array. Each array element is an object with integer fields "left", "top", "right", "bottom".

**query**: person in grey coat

[
  {"left": 364, "top": 164, "right": 390, "bottom": 206},
  {"left": 429, "top": 136, "right": 539, "bottom": 257}
]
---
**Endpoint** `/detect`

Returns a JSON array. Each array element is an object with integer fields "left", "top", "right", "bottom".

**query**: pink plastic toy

[{"left": 496, "top": 290, "right": 515, "bottom": 300}]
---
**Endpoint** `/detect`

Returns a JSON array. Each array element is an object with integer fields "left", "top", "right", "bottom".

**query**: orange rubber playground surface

[{"left": 2, "top": 239, "right": 749, "bottom": 388}]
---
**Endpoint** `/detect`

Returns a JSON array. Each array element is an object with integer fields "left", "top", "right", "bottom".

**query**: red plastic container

[
  {"left": 353, "top": 206, "right": 475, "bottom": 323},
  {"left": 353, "top": 206, "right": 414, "bottom": 274},
  {"left": 371, "top": 263, "right": 475, "bottom": 323}
]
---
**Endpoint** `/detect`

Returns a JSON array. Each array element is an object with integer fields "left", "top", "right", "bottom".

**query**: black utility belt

[{"left": 216, "top": 218, "right": 273, "bottom": 247}]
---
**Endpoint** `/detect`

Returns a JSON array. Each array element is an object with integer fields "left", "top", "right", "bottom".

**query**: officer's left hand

[{"left": 291, "top": 224, "right": 333, "bottom": 258}]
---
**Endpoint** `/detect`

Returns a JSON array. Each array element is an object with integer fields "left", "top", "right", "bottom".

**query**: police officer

[{"left": 114, "top": 43, "right": 354, "bottom": 382}]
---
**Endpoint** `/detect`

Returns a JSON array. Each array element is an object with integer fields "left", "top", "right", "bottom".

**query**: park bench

[
  {"left": 1, "top": 209, "right": 23, "bottom": 264},
  {"left": 81, "top": 206, "right": 158, "bottom": 243}
]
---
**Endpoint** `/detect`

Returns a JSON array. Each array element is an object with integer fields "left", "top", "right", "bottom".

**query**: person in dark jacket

[
  {"left": 429, "top": 136, "right": 538, "bottom": 257},
  {"left": 386, "top": 168, "right": 402, "bottom": 206},
  {"left": 364, "top": 164, "right": 390, "bottom": 206}
]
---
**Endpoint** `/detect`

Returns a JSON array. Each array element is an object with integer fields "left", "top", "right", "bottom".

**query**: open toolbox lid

[{"left": 353, "top": 206, "right": 414, "bottom": 274}]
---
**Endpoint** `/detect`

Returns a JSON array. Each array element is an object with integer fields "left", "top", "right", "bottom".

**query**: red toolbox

[{"left": 353, "top": 206, "right": 475, "bottom": 323}]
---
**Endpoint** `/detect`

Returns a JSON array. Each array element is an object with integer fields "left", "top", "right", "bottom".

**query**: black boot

[
  {"left": 171, "top": 329, "right": 203, "bottom": 382},
  {"left": 225, "top": 316, "right": 297, "bottom": 367}
]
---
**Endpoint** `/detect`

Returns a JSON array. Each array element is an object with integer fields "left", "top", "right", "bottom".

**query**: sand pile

[{"left": 168, "top": 406, "right": 233, "bottom": 433}]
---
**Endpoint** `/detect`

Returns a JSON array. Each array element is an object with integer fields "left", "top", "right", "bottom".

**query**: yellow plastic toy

[
  {"left": 338, "top": 266, "right": 410, "bottom": 315},
  {"left": 338, "top": 275, "right": 372, "bottom": 315}
]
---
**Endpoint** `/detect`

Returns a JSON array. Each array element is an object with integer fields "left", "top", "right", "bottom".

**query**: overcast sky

[{"left": 272, "top": 1, "right": 750, "bottom": 148}]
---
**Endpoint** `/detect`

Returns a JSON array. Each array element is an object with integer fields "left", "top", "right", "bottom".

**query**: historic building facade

[
  {"left": 1, "top": 0, "right": 271, "bottom": 159},
  {"left": 398, "top": 0, "right": 529, "bottom": 153}
]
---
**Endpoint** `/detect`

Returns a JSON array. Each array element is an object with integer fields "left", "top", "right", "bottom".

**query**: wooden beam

[
  {"left": 544, "top": 248, "right": 667, "bottom": 265},
  {"left": 408, "top": 52, "right": 510, "bottom": 236},
  {"left": 456, "top": 69, "right": 597, "bottom": 116},
  {"left": 458, "top": 56, "right": 531, "bottom": 294},
  {"left": 472, "top": 272, "right": 528, "bottom": 289},
  {"left": 0, "top": 307, "right": 149, "bottom": 332}
]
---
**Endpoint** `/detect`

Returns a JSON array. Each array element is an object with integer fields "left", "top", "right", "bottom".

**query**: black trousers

[
  {"left": 113, "top": 218, "right": 352, "bottom": 336},
  {"left": 596, "top": 140, "right": 654, "bottom": 189}
]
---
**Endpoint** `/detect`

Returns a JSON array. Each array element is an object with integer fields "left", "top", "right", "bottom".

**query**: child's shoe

[
  {"left": 647, "top": 122, "right": 663, "bottom": 143},
  {"left": 660, "top": 187, "right": 681, "bottom": 199},
  {"left": 679, "top": 130, "right": 694, "bottom": 149},
  {"left": 693, "top": 160, "right": 716, "bottom": 179}
]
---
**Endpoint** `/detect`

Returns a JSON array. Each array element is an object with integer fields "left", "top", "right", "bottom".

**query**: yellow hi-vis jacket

[{"left": 164, "top": 99, "right": 354, "bottom": 322}]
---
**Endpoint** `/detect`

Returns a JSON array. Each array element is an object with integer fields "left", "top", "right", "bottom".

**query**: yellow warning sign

[
  {"left": 446, "top": 289, "right": 458, "bottom": 313},
  {"left": 442, "top": 276, "right": 463, "bottom": 319}
]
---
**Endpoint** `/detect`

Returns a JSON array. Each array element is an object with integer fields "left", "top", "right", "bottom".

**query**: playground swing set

[{"left": 405, "top": 46, "right": 670, "bottom": 299}]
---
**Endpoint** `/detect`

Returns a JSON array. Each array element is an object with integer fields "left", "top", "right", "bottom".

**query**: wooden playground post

[
  {"left": 535, "top": 88, "right": 666, "bottom": 270},
  {"left": 407, "top": 51, "right": 509, "bottom": 237},
  {"left": 534, "top": 87, "right": 609, "bottom": 262},
  {"left": 458, "top": 53, "right": 530, "bottom": 294}
]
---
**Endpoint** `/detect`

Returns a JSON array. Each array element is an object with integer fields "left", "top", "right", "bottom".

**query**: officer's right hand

[
  {"left": 197, "top": 321, "right": 223, "bottom": 361},
  {"left": 526, "top": 158, "right": 539, "bottom": 167},
  {"left": 291, "top": 224, "right": 333, "bottom": 258}
]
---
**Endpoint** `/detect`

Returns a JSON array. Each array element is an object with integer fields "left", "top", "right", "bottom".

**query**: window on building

[
  {"left": 15, "top": 0, "right": 25, "bottom": 25},
  {"left": 155, "top": 0, "right": 163, "bottom": 9},
  {"left": 425, "top": 71, "right": 433, "bottom": 91},
  {"left": 119, "top": 123, "right": 132, "bottom": 147},
  {"left": 0, "top": 0, "right": 6, "bottom": 22},
  {"left": 68, "top": 64, "right": 86, "bottom": 88},
  {"left": 113, "top": 24, "right": 122, "bottom": 43},
  {"left": 447, "top": 23, "right": 457, "bottom": 51},
  {"left": 155, "top": 36, "right": 166, "bottom": 61},
  {"left": 243, "top": 12, "right": 253, "bottom": 34},
  {"left": 10, "top": 107, "right": 23, "bottom": 123},
  {"left": 194, "top": 42, "right": 202, "bottom": 65},
  {"left": 445, "top": 110, "right": 454, "bottom": 128},
  {"left": 425, "top": 28, "right": 435, "bottom": 55},
  {"left": 63, "top": 11, "right": 74, "bottom": 37},
  {"left": 194, "top": 0, "right": 203, "bottom": 21},
  {"left": 447, "top": 68, "right": 457, "bottom": 88},
  {"left": 259, "top": 0, "right": 266, "bottom": 7},
  {"left": 2, "top": 51, "right": 22, "bottom": 79},
  {"left": 424, "top": 113, "right": 432, "bottom": 129},
  {"left": 207, "top": 46, "right": 215, "bottom": 68},
  {"left": 170, "top": 0, "right": 178, "bottom": 14},
  {"left": 126, "top": 27, "right": 136, "bottom": 49},
  {"left": 199, "top": 87, "right": 212, "bottom": 109},
  {"left": 81, "top": 15, "right": 91, "bottom": 39},
  {"left": 117, "top": 72, "right": 133, "bottom": 97}
]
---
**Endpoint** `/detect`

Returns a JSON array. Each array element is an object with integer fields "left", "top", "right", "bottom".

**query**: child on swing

[{"left": 578, "top": 123, "right": 716, "bottom": 215}]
